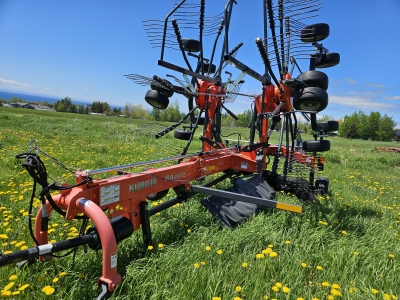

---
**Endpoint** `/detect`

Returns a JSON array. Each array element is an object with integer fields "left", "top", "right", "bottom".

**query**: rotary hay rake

[{"left": 1, "top": 0, "right": 340, "bottom": 298}]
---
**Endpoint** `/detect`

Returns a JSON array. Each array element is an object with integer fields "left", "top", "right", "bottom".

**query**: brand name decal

[
  {"left": 165, "top": 172, "right": 186, "bottom": 181},
  {"left": 129, "top": 179, "right": 158, "bottom": 192}
]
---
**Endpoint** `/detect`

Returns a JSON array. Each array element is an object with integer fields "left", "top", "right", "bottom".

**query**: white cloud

[
  {"left": 383, "top": 95, "right": 400, "bottom": 101},
  {"left": 329, "top": 94, "right": 394, "bottom": 111},
  {"left": 366, "top": 82, "right": 386, "bottom": 89},
  {"left": 0, "top": 77, "right": 31, "bottom": 87},
  {"left": 346, "top": 78, "right": 357, "bottom": 85}
]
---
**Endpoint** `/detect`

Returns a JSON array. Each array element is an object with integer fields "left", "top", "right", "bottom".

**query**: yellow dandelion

[
  {"left": 11, "top": 291, "right": 20, "bottom": 296},
  {"left": 275, "top": 282, "right": 282, "bottom": 288},
  {"left": 147, "top": 245, "right": 153, "bottom": 250},
  {"left": 269, "top": 251, "right": 278, "bottom": 257},
  {"left": 272, "top": 285, "right": 279, "bottom": 292},
  {"left": 234, "top": 297, "right": 241, "bottom": 300},
  {"left": 312, "top": 298, "right": 319, "bottom": 300},
  {"left": 1, "top": 291, "right": 11, "bottom": 297},
  {"left": 285, "top": 240, "right": 291, "bottom": 244},
  {"left": 341, "top": 230, "right": 347, "bottom": 235},
  {"left": 205, "top": 246, "right": 211, "bottom": 251},
  {"left": 158, "top": 244, "right": 164, "bottom": 249},
  {"left": 316, "top": 265, "right": 323, "bottom": 270},
  {"left": 322, "top": 282, "right": 330, "bottom": 287},
  {"left": 371, "top": 288, "right": 379, "bottom": 294},
  {"left": 217, "top": 249, "right": 223, "bottom": 255},
  {"left": 42, "top": 286, "right": 55, "bottom": 296},
  {"left": 194, "top": 263, "right": 200, "bottom": 269},
  {"left": 18, "top": 284, "right": 30, "bottom": 291},
  {"left": 353, "top": 251, "right": 359, "bottom": 256},
  {"left": 388, "top": 253, "right": 394, "bottom": 258},
  {"left": 3, "top": 282, "right": 15, "bottom": 291},
  {"left": 235, "top": 286, "right": 242, "bottom": 292},
  {"left": 9, "top": 275, "right": 17, "bottom": 281},
  {"left": 282, "top": 286, "right": 290, "bottom": 293},
  {"left": 59, "top": 272, "right": 67, "bottom": 278},
  {"left": 212, "top": 297, "right": 221, "bottom": 300},
  {"left": 200, "top": 261, "right": 206, "bottom": 265},
  {"left": 52, "top": 277, "right": 59, "bottom": 283},
  {"left": 327, "top": 296, "right": 334, "bottom": 300},
  {"left": 297, "top": 298, "right": 305, "bottom": 300},
  {"left": 332, "top": 283, "right": 340, "bottom": 289},
  {"left": 242, "top": 262, "right": 248, "bottom": 267},
  {"left": 263, "top": 296, "right": 269, "bottom": 299},
  {"left": 331, "top": 289, "right": 342, "bottom": 297},
  {"left": 301, "top": 262, "right": 307, "bottom": 268},
  {"left": 256, "top": 253, "right": 265, "bottom": 259}
]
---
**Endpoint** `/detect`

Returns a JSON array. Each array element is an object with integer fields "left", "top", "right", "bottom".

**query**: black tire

[
  {"left": 302, "top": 140, "right": 331, "bottom": 152},
  {"left": 182, "top": 38, "right": 200, "bottom": 52},
  {"left": 202, "top": 63, "right": 217, "bottom": 74},
  {"left": 313, "top": 121, "right": 339, "bottom": 132},
  {"left": 315, "top": 176, "right": 329, "bottom": 195},
  {"left": 300, "top": 23, "right": 330, "bottom": 43},
  {"left": 151, "top": 79, "right": 174, "bottom": 97},
  {"left": 296, "top": 70, "right": 329, "bottom": 90},
  {"left": 316, "top": 52, "right": 340, "bottom": 68},
  {"left": 293, "top": 87, "right": 328, "bottom": 112},
  {"left": 147, "top": 189, "right": 169, "bottom": 201},
  {"left": 174, "top": 129, "right": 193, "bottom": 140},
  {"left": 145, "top": 90, "right": 170, "bottom": 110}
]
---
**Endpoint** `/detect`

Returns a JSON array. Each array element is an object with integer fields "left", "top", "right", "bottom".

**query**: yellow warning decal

[{"left": 276, "top": 202, "right": 302, "bottom": 213}]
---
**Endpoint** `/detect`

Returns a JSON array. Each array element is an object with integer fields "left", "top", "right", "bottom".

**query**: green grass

[{"left": 0, "top": 107, "right": 399, "bottom": 299}]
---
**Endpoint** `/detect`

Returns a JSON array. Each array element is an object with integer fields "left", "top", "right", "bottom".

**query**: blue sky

[{"left": 1, "top": 0, "right": 400, "bottom": 125}]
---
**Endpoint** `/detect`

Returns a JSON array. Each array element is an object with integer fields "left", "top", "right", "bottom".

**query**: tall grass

[{"left": 0, "top": 107, "right": 399, "bottom": 299}]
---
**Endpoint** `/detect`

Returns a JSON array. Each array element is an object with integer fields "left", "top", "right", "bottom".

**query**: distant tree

[
  {"left": 11, "top": 96, "right": 23, "bottom": 103},
  {"left": 53, "top": 97, "right": 72, "bottom": 112},
  {"left": 152, "top": 107, "right": 161, "bottom": 121},
  {"left": 317, "top": 115, "right": 335, "bottom": 122},
  {"left": 339, "top": 111, "right": 396, "bottom": 141}
]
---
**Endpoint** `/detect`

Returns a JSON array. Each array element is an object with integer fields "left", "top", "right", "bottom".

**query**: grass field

[{"left": 0, "top": 106, "right": 399, "bottom": 300}]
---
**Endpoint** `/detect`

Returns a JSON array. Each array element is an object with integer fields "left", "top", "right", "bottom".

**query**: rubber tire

[
  {"left": 145, "top": 90, "right": 170, "bottom": 110},
  {"left": 293, "top": 87, "right": 328, "bottom": 112},
  {"left": 202, "top": 63, "right": 217, "bottom": 74},
  {"left": 174, "top": 129, "right": 193, "bottom": 140},
  {"left": 302, "top": 140, "right": 331, "bottom": 152},
  {"left": 151, "top": 79, "right": 174, "bottom": 98},
  {"left": 182, "top": 38, "right": 200, "bottom": 52},
  {"left": 316, "top": 52, "right": 340, "bottom": 68},
  {"left": 300, "top": 23, "right": 330, "bottom": 43},
  {"left": 296, "top": 70, "right": 329, "bottom": 91},
  {"left": 315, "top": 176, "right": 329, "bottom": 195},
  {"left": 147, "top": 189, "right": 169, "bottom": 201},
  {"left": 313, "top": 121, "right": 339, "bottom": 132}
]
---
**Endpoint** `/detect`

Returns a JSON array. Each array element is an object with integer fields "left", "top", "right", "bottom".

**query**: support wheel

[
  {"left": 302, "top": 140, "right": 331, "bottom": 152},
  {"left": 145, "top": 90, "right": 170, "bottom": 110},
  {"left": 293, "top": 87, "right": 328, "bottom": 112},
  {"left": 300, "top": 23, "right": 330, "bottom": 43},
  {"left": 296, "top": 70, "right": 329, "bottom": 90},
  {"left": 316, "top": 52, "right": 340, "bottom": 68},
  {"left": 174, "top": 129, "right": 193, "bottom": 140},
  {"left": 182, "top": 38, "right": 200, "bottom": 52}
]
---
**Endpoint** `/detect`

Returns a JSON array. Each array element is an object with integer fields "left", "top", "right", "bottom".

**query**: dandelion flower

[
  {"left": 205, "top": 246, "right": 211, "bottom": 251},
  {"left": 59, "top": 272, "right": 67, "bottom": 278},
  {"left": 275, "top": 282, "right": 282, "bottom": 288},
  {"left": 212, "top": 297, "right": 221, "bottom": 300},
  {"left": 256, "top": 253, "right": 265, "bottom": 259},
  {"left": 194, "top": 263, "right": 200, "bottom": 269},
  {"left": 371, "top": 288, "right": 379, "bottom": 294},
  {"left": 18, "top": 284, "right": 30, "bottom": 291},
  {"left": 285, "top": 240, "right": 291, "bottom": 244},
  {"left": 353, "top": 251, "right": 359, "bottom": 256},
  {"left": 331, "top": 289, "right": 342, "bottom": 297},
  {"left": 301, "top": 262, "right": 307, "bottom": 268},
  {"left": 272, "top": 285, "right": 279, "bottom": 292},
  {"left": 3, "top": 282, "right": 15, "bottom": 291},
  {"left": 201, "top": 261, "right": 206, "bottom": 265},
  {"left": 388, "top": 254, "right": 394, "bottom": 258},
  {"left": 234, "top": 297, "right": 241, "bottom": 300},
  {"left": 42, "top": 286, "right": 55, "bottom": 296},
  {"left": 8, "top": 275, "right": 17, "bottom": 281},
  {"left": 316, "top": 265, "right": 323, "bottom": 270},
  {"left": 282, "top": 286, "right": 290, "bottom": 293},
  {"left": 241, "top": 262, "right": 248, "bottom": 267},
  {"left": 11, "top": 291, "right": 20, "bottom": 296},
  {"left": 235, "top": 286, "right": 242, "bottom": 292},
  {"left": 217, "top": 249, "right": 223, "bottom": 255},
  {"left": 322, "top": 282, "right": 330, "bottom": 287},
  {"left": 269, "top": 251, "right": 278, "bottom": 257},
  {"left": 147, "top": 245, "right": 153, "bottom": 250},
  {"left": 331, "top": 283, "right": 340, "bottom": 289},
  {"left": 341, "top": 230, "right": 347, "bottom": 235},
  {"left": 297, "top": 298, "right": 304, "bottom": 300},
  {"left": 327, "top": 296, "right": 334, "bottom": 300},
  {"left": 1, "top": 291, "right": 11, "bottom": 297},
  {"left": 52, "top": 277, "right": 59, "bottom": 283},
  {"left": 158, "top": 244, "right": 164, "bottom": 249}
]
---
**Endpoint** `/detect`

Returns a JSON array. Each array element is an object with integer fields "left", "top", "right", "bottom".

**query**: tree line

[{"left": 339, "top": 111, "right": 396, "bottom": 141}]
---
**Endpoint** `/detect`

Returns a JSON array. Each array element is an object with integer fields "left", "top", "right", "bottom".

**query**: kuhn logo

[
  {"left": 165, "top": 172, "right": 186, "bottom": 181},
  {"left": 129, "top": 179, "right": 157, "bottom": 192}
]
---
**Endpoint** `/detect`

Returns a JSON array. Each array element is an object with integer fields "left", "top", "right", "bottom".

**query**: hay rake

[{"left": 1, "top": 0, "right": 340, "bottom": 298}]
